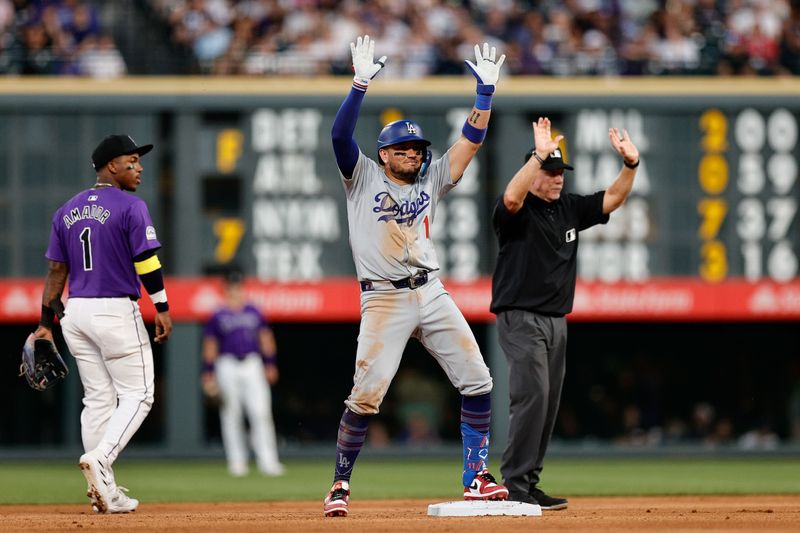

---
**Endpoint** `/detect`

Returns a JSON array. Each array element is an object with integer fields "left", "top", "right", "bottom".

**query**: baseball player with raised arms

[
  {"left": 32, "top": 134, "right": 172, "bottom": 513},
  {"left": 323, "top": 35, "right": 508, "bottom": 517}
]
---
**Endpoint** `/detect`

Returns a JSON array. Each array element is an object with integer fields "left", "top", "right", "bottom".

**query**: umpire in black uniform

[{"left": 491, "top": 117, "right": 640, "bottom": 509}]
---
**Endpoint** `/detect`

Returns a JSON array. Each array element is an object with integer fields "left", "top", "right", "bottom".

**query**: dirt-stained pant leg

[
  {"left": 345, "top": 289, "right": 420, "bottom": 416},
  {"left": 415, "top": 279, "right": 493, "bottom": 396}
]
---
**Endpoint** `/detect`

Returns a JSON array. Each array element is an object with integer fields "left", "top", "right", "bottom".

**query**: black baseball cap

[
  {"left": 224, "top": 268, "right": 244, "bottom": 285},
  {"left": 525, "top": 147, "right": 574, "bottom": 171},
  {"left": 92, "top": 134, "right": 153, "bottom": 170}
]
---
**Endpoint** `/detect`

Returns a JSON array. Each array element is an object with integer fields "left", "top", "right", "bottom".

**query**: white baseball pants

[
  {"left": 215, "top": 354, "right": 281, "bottom": 475},
  {"left": 61, "top": 297, "right": 154, "bottom": 465}
]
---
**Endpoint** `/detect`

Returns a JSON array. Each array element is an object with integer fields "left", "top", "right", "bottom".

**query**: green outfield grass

[{"left": 1, "top": 457, "right": 799, "bottom": 505}]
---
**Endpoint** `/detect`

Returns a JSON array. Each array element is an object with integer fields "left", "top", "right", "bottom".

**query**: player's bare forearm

[
  {"left": 153, "top": 311, "right": 172, "bottom": 343},
  {"left": 266, "top": 366, "right": 279, "bottom": 385},
  {"left": 449, "top": 107, "right": 492, "bottom": 182},
  {"left": 42, "top": 260, "right": 67, "bottom": 309},
  {"left": 35, "top": 261, "right": 67, "bottom": 339},
  {"left": 202, "top": 336, "right": 219, "bottom": 363},
  {"left": 259, "top": 329, "right": 277, "bottom": 359}
]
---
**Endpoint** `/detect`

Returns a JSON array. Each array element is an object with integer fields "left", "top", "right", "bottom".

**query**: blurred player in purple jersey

[
  {"left": 33, "top": 134, "right": 172, "bottom": 514},
  {"left": 201, "top": 270, "right": 284, "bottom": 477}
]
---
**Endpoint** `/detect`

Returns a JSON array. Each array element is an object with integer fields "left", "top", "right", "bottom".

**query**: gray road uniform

[{"left": 340, "top": 150, "right": 492, "bottom": 416}]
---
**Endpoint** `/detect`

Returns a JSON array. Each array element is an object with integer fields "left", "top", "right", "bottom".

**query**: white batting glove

[
  {"left": 464, "top": 43, "right": 505, "bottom": 94},
  {"left": 350, "top": 35, "right": 387, "bottom": 89}
]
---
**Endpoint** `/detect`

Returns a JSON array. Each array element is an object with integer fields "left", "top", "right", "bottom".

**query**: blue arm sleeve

[{"left": 331, "top": 87, "right": 365, "bottom": 177}]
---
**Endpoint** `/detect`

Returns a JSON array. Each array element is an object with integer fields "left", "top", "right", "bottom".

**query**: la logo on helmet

[
  {"left": 552, "top": 148, "right": 562, "bottom": 158},
  {"left": 405, "top": 122, "right": 417, "bottom": 134}
]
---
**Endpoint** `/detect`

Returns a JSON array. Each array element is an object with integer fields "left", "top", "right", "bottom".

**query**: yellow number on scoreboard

[
  {"left": 697, "top": 198, "right": 728, "bottom": 240},
  {"left": 213, "top": 218, "right": 245, "bottom": 264},
  {"left": 699, "top": 240, "right": 728, "bottom": 282},
  {"left": 698, "top": 154, "right": 729, "bottom": 195},
  {"left": 699, "top": 109, "right": 727, "bottom": 153},
  {"left": 216, "top": 129, "right": 244, "bottom": 174}
]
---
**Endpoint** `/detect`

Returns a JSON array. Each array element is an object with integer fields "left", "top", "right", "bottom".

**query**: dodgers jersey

[
  {"left": 341, "top": 150, "right": 457, "bottom": 281},
  {"left": 203, "top": 304, "right": 268, "bottom": 360},
  {"left": 46, "top": 186, "right": 161, "bottom": 298}
]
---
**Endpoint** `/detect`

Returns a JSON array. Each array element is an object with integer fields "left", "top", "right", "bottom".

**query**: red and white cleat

[
  {"left": 463, "top": 469, "right": 509, "bottom": 501},
  {"left": 323, "top": 480, "right": 350, "bottom": 517}
]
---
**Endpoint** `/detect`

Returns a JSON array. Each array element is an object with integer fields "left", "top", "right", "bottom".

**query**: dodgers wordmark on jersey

[{"left": 340, "top": 149, "right": 457, "bottom": 282}]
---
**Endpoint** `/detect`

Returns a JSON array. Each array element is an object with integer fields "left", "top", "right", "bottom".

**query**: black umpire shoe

[
  {"left": 530, "top": 487, "right": 569, "bottom": 510},
  {"left": 507, "top": 490, "right": 538, "bottom": 505}
]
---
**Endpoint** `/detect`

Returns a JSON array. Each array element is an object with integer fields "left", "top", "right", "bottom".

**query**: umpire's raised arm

[
  {"left": 331, "top": 35, "right": 387, "bottom": 179},
  {"left": 602, "top": 127, "right": 641, "bottom": 214},
  {"left": 503, "top": 117, "right": 565, "bottom": 214},
  {"left": 447, "top": 43, "right": 505, "bottom": 184}
]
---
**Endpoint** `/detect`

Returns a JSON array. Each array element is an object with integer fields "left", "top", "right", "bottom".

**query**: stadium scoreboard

[
  {"left": 0, "top": 80, "right": 797, "bottom": 321},
  {"left": 199, "top": 101, "right": 799, "bottom": 284}
]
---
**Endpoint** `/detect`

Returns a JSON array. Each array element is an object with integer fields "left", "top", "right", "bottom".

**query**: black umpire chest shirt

[{"left": 490, "top": 190, "right": 609, "bottom": 317}]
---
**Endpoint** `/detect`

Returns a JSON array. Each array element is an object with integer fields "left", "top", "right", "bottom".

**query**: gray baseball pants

[{"left": 496, "top": 309, "right": 567, "bottom": 494}]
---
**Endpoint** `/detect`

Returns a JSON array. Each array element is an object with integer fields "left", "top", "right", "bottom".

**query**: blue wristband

[
  {"left": 476, "top": 83, "right": 495, "bottom": 95},
  {"left": 462, "top": 122, "right": 487, "bottom": 144},
  {"left": 475, "top": 93, "right": 493, "bottom": 111}
]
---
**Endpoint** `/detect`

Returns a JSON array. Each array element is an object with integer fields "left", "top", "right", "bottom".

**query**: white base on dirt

[{"left": 427, "top": 500, "right": 542, "bottom": 517}]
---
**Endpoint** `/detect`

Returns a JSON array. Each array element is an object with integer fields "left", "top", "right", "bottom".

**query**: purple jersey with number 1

[{"left": 45, "top": 186, "right": 161, "bottom": 298}]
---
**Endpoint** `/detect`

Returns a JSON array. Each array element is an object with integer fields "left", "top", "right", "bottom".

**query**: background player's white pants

[
  {"left": 345, "top": 278, "right": 493, "bottom": 416},
  {"left": 61, "top": 297, "right": 154, "bottom": 466},
  {"left": 215, "top": 354, "right": 281, "bottom": 475}
]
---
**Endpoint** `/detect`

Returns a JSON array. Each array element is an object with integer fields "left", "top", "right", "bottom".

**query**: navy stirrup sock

[{"left": 333, "top": 408, "right": 370, "bottom": 482}]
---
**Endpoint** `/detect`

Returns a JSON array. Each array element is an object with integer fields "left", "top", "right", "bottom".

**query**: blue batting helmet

[{"left": 376, "top": 120, "right": 431, "bottom": 155}]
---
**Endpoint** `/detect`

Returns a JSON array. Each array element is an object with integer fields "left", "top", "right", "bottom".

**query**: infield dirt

[{"left": 1, "top": 495, "right": 799, "bottom": 532}]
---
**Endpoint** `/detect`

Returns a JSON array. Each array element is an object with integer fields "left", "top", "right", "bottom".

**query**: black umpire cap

[
  {"left": 92, "top": 134, "right": 153, "bottom": 170},
  {"left": 525, "top": 147, "right": 574, "bottom": 171}
]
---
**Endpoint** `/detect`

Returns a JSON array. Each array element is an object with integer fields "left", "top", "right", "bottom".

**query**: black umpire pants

[{"left": 497, "top": 309, "right": 567, "bottom": 495}]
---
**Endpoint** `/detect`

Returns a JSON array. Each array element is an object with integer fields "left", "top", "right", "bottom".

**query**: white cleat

[
  {"left": 80, "top": 451, "right": 114, "bottom": 514},
  {"left": 259, "top": 463, "right": 286, "bottom": 477},
  {"left": 107, "top": 486, "right": 139, "bottom": 513},
  {"left": 79, "top": 451, "right": 138, "bottom": 513}
]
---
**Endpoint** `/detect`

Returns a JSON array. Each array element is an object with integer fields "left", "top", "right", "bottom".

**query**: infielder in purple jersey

[
  {"left": 322, "top": 35, "right": 508, "bottom": 518},
  {"left": 33, "top": 134, "right": 172, "bottom": 514},
  {"left": 201, "top": 270, "right": 283, "bottom": 478}
]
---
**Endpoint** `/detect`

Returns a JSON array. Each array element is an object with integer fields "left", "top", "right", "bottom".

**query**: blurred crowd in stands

[
  {"left": 2, "top": 0, "right": 800, "bottom": 78},
  {"left": 0, "top": 0, "right": 125, "bottom": 76},
  {"left": 149, "top": 0, "right": 800, "bottom": 76}
]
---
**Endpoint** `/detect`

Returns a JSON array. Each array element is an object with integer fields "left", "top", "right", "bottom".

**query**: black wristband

[
  {"left": 155, "top": 301, "right": 169, "bottom": 313},
  {"left": 624, "top": 159, "right": 640, "bottom": 169},
  {"left": 39, "top": 305, "right": 55, "bottom": 329},
  {"left": 533, "top": 151, "right": 545, "bottom": 165}
]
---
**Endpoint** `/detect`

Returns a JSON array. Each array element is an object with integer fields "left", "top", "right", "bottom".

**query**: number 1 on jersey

[
  {"left": 423, "top": 215, "right": 430, "bottom": 239},
  {"left": 79, "top": 227, "right": 93, "bottom": 271}
]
